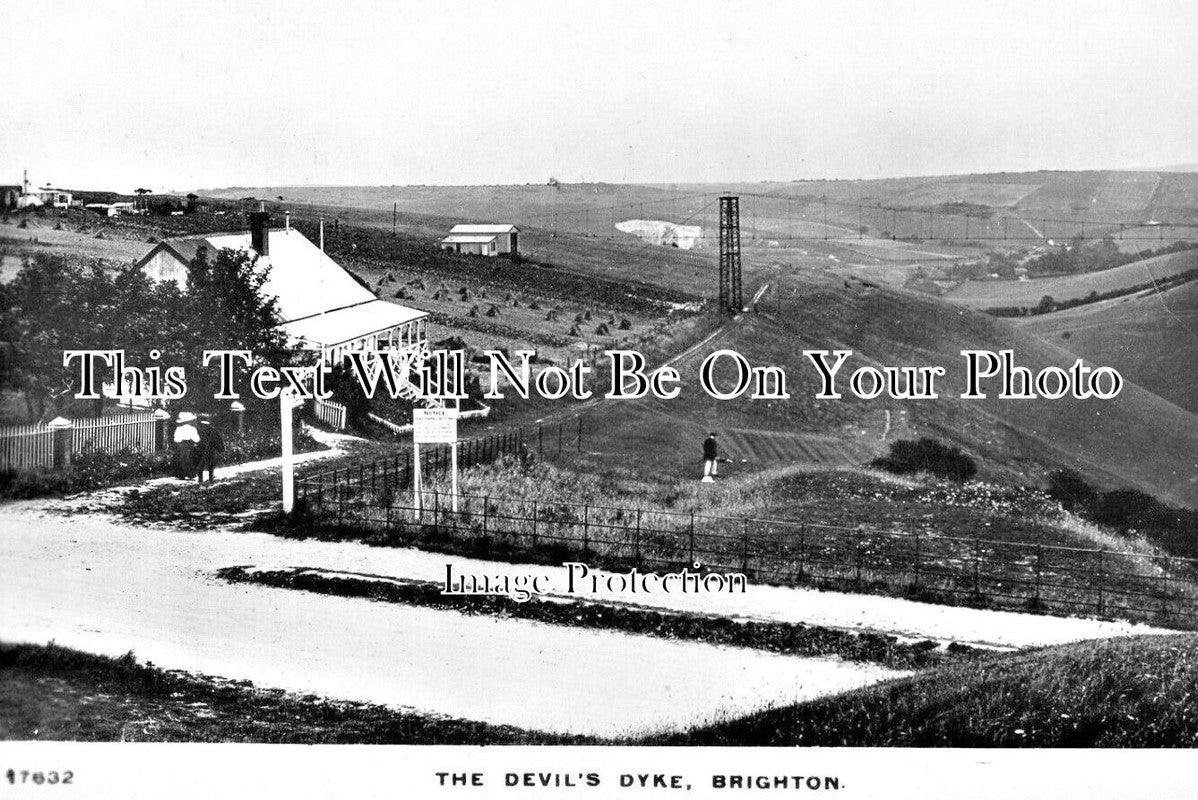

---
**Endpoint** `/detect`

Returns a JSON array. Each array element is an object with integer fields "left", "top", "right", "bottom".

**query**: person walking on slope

[{"left": 702, "top": 431, "right": 719, "bottom": 482}]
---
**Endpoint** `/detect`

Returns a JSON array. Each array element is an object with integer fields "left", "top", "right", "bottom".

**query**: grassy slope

[
  {"left": 945, "top": 248, "right": 1198, "bottom": 308},
  {"left": 653, "top": 634, "right": 1198, "bottom": 747},
  {"left": 566, "top": 271, "right": 1198, "bottom": 507},
  {"left": 1016, "top": 279, "right": 1198, "bottom": 414},
  {"left": 774, "top": 280, "right": 1198, "bottom": 508},
  {"left": 0, "top": 642, "right": 573, "bottom": 743}
]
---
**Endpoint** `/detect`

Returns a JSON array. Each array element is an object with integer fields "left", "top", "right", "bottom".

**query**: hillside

[
  {"left": 198, "top": 182, "right": 1198, "bottom": 506},
  {"left": 568, "top": 275, "right": 1198, "bottom": 508},
  {"left": 206, "top": 170, "right": 1198, "bottom": 248},
  {"left": 653, "top": 634, "right": 1198, "bottom": 746},
  {"left": 1017, "top": 280, "right": 1198, "bottom": 414},
  {"left": 945, "top": 248, "right": 1198, "bottom": 309}
]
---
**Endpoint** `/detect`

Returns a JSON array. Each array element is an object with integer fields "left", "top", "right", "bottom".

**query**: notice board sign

[{"left": 413, "top": 407, "right": 458, "bottom": 443}]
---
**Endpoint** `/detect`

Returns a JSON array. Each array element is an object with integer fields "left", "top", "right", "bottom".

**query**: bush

[
  {"left": 871, "top": 438, "right": 977, "bottom": 481},
  {"left": 1042, "top": 471, "right": 1198, "bottom": 559},
  {"left": 1047, "top": 469, "right": 1096, "bottom": 512}
]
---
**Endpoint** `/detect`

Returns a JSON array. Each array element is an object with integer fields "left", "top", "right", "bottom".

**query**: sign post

[
  {"left": 413, "top": 406, "right": 459, "bottom": 515},
  {"left": 451, "top": 398, "right": 460, "bottom": 512},
  {"left": 280, "top": 388, "right": 298, "bottom": 513}
]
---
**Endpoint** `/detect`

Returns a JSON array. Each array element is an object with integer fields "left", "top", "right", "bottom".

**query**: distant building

[
  {"left": 0, "top": 186, "right": 20, "bottom": 211},
  {"left": 136, "top": 208, "right": 427, "bottom": 366},
  {"left": 18, "top": 188, "right": 72, "bottom": 209},
  {"left": 85, "top": 201, "right": 139, "bottom": 217},
  {"left": 441, "top": 223, "right": 519, "bottom": 257}
]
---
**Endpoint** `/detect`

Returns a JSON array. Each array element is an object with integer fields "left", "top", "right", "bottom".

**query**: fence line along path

[
  {"left": 297, "top": 438, "right": 1198, "bottom": 631},
  {"left": 1, "top": 411, "right": 167, "bottom": 472}
]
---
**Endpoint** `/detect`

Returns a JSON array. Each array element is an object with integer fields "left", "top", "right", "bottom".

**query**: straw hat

[{"left": 176, "top": 411, "right": 197, "bottom": 423}]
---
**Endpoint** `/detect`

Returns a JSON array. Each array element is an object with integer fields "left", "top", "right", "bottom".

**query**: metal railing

[{"left": 296, "top": 458, "right": 1198, "bottom": 628}]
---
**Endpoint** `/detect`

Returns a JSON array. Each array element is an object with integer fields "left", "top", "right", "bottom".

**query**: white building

[
  {"left": 18, "top": 188, "right": 72, "bottom": 209},
  {"left": 441, "top": 223, "right": 519, "bottom": 256},
  {"left": 136, "top": 210, "right": 428, "bottom": 366}
]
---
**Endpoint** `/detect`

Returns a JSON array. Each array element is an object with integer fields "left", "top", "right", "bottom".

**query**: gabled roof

[
  {"left": 449, "top": 223, "right": 519, "bottom": 235},
  {"left": 137, "top": 228, "right": 381, "bottom": 323},
  {"left": 442, "top": 234, "right": 498, "bottom": 244}
]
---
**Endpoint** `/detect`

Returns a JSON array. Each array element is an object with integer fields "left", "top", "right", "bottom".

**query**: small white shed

[
  {"left": 440, "top": 233, "right": 499, "bottom": 256},
  {"left": 443, "top": 223, "right": 519, "bottom": 256}
]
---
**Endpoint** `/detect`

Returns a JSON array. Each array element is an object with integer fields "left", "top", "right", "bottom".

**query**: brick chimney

[{"left": 248, "top": 201, "right": 270, "bottom": 256}]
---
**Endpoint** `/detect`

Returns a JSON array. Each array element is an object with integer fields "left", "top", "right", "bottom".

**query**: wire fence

[{"left": 297, "top": 440, "right": 1198, "bottom": 629}]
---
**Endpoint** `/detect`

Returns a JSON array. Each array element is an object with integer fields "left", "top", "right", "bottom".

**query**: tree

[
  {"left": 0, "top": 255, "right": 160, "bottom": 420},
  {"left": 0, "top": 248, "right": 297, "bottom": 421},
  {"left": 175, "top": 247, "right": 296, "bottom": 407}
]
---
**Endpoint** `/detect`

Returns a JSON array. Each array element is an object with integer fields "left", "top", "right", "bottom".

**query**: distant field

[
  {"left": 1091, "top": 172, "right": 1161, "bottom": 213},
  {"left": 893, "top": 181, "right": 1042, "bottom": 208},
  {"left": 1018, "top": 280, "right": 1198, "bottom": 414},
  {"left": 0, "top": 219, "right": 150, "bottom": 274},
  {"left": 945, "top": 248, "right": 1198, "bottom": 309}
]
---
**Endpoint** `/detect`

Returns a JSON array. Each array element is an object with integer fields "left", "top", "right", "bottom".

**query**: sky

[{"left": 3, "top": 0, "right": 1197, "bottom": 192}]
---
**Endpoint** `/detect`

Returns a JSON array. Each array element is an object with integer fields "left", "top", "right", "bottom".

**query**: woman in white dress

[{"left": 173, "top": 411, "right": 200, "bottom": 479}]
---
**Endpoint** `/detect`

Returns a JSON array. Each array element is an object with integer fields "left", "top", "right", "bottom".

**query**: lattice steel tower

[{"left": 718, "top": 195, "right": 743, "bottom": 313}]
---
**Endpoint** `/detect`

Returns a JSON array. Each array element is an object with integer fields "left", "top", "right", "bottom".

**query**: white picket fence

[
  {"left": 0, "top": 424, "right": 55, "bottom": 471},
  {"left": 0, "top": 411, "right": 162, "bottom": 472},
  {"left": 313, "top": 398, "right": 348, "bottom": 430},
  {"left": 72, "top": 412, "right": 160, "bottom": 456}
]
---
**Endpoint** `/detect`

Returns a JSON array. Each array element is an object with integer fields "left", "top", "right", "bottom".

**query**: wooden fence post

[
  {"left": 1035, "top": 543, "right": 1043, "bottom": 606},
  {"left": 913, "top": 529, "right": 921, "bottom": 589},
  {"left": 1097, "top": 549, "right": 1105, "bottom": 615},
  {"left": 635, "top": 509, "right": 642, "bottom": 563},
  {"left": 532, "top": 500, "right": 539, "bottom": 549},
  {"left": 1163, "top": 557, "right": 1172, "bottom": 621},
  {"left": 973, "top": 537, "right": 981, "bottom": 597},
  {"left": 855, "top": 536, "right": 863, "bottom": 585},
  {"left": 583, "top": 503, "right": 590, "bottom": 555},
  {"left": 741, "top": 518, "right": 750, "bottom": 574},
  {"left": 798, "top": 524, "right": 806, "bottom": 581},
  {"left": 689, "top": 512, "right": 696, "bottom": 565}
]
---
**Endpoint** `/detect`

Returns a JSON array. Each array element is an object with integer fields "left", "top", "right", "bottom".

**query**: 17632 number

[{"left": 5, "top": 769, "right": 74, "bottom": 785}]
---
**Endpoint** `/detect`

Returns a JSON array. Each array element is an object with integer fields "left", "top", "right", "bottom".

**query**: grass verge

[
  {"left": 0, "top": 641, "right": 578, "bottom": 743},
  {"left": 216, "top": 566, "right": 989, "bottom": 670},
  {"left": 646, "top": 633, "right": 1198, "bottom": 746}
]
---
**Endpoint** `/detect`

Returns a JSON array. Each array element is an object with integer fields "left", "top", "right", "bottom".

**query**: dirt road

[{"left": 0, "top": 500, "right": 901, "bottom": 737}]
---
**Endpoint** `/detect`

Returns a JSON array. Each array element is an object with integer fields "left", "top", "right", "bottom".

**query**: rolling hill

[
  {"left": 945, "top": 248, "right": 1198, "bottom": 309},
  {"left": 206, "top": 169, "right": 1198, "bottom": 248},
  {"left": 570, "top": 273, "right": 1198, "bottom": 508},
  {"left": 200, "top": 178, "right": 1198, "bottom": 506},
  {"left": 1016, "top": 279, "right": 1198, "bottom": 414}
]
